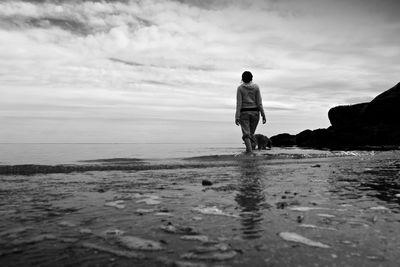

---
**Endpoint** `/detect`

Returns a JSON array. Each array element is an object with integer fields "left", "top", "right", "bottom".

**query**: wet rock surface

[{"left": 1, "top": 151, "right": 400, "bottom": 266}]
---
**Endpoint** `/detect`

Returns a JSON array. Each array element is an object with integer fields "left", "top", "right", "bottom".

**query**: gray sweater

[{"left": 235, "top": 82, "right": 266, "bottom": 119}]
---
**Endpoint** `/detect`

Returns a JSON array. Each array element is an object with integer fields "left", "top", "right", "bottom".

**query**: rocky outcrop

[
  {"left": 270, "top": 133, "right": 296, "bottom": 147},
  {"left": 271, "top": 82, "right": 400, "bottom": 150}
]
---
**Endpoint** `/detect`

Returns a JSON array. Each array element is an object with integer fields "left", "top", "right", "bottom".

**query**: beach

[{"left": 1, "top": 145, "right": 400, "bottom": 266}]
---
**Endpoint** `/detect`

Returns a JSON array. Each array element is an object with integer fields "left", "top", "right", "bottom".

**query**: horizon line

[{"left": 0, "top": 142, "right": 239, "bottom": 145}]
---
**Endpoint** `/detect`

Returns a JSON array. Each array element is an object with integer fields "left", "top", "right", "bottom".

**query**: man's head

[{"left": 242, "top": 71, "right": 253, "bottom": 83}]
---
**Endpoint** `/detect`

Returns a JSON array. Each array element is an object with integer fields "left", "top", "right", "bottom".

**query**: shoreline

[{"left": 0, "top": 149, "right": 379, "bottom": 175}]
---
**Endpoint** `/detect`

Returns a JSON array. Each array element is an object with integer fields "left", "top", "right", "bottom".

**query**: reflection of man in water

[
  {"left": 235, "top": 158, "right": 266, "bottom": 239},
  {"left": 235, "top": 71, "right": 266, "bottom": 154}
]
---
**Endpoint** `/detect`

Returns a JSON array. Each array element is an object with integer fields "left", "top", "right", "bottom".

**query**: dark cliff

[{"left": 271, "top": 82, "right": 400, "bottom": 150}]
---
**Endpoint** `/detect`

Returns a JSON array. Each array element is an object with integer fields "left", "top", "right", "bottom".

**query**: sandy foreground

[{"left": 1, "top": 151, "right": 400, "bottom": 266}]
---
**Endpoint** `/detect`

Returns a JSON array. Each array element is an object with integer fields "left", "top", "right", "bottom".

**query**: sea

[{"left": 0, "top": 143, "right": 366, "bottom": 165}]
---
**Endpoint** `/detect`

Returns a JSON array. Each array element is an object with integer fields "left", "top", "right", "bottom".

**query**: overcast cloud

[{"left": 0, "top": 0, "right": 399, "bottom": 143}]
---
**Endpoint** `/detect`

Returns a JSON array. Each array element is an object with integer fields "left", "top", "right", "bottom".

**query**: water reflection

[
  {"left": 360, "top": 162, "right": 400, "bottom": 208},
  {"left": 235, "top": 157, "right": 267, "bottom": 239},
  {"left": 328, "top": 156, "right": 400, "bottom": 211}
]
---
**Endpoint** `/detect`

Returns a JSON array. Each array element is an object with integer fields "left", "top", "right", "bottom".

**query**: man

[{"left": 235, "top": 71, "right": 266, "bottom": 153}]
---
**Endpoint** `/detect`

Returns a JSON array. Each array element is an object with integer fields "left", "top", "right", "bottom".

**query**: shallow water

[
  {"left": 0, "top": 143, "right": 356, "bottom": 165},
  {"left": 1, "top": 149, "right": 400, "bottom": 266}
]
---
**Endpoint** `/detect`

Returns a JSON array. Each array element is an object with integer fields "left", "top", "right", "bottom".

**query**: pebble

[
  {"left": 201, "top": 180, "right": 213, "bottom": 186},
  {"left": 296, "top": 215, "right": 304, "bottom": 223}
]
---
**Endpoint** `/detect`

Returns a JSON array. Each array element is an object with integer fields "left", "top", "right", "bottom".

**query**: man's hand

[
  {"left": 235, "top": 118, "right": 240, "bottom": 126},
  {"left": 262, "top": 117, "right": 266, "bottom": 124}
]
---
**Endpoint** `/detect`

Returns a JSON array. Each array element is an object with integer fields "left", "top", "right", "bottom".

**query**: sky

[{"left": 0, "top": 0, "right": 399, "bottom": 144}]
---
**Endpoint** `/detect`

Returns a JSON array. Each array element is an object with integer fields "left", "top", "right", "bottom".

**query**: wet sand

[{"left": 1, "top": 150, "right": 400, "bottom": 266}]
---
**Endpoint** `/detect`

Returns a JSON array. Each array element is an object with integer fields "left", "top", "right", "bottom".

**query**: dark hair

[{"left": 242, "top": 71, "right": 253, "bottom": 83}]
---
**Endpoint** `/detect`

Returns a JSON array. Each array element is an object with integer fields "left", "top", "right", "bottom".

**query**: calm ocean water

[
  {"left": 0, "top": 143, "right": 242, "bottom": 165},
  {"left": 0, "top": 143, "right": 345, "bottom": 165}
]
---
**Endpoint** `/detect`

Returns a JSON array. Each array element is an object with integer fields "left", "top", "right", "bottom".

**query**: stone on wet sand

[
  {"left": 201, "top": 180, "right": 213, "bottom": 186},
  {"left": 81, "top": 242, "right": 145, "bottom": 259},
  {"left": 104, "top": 200, "right": 125, "bottom": 209},
  {"left": 278, "top": 232, "right": 330, "bottom": 248},
  {"left": 296, "top": 215, "right": 304, "bottom": 223},
  {"left": 117, "top": 236, "right": 164, "bottom": 251}
]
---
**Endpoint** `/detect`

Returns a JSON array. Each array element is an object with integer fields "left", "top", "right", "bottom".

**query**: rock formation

[{"left": 270, "top": 82, "right": 400, "bottom": 150}]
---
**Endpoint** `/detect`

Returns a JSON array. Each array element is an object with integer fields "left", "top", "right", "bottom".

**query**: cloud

[{"left": 0, "top": 0, "right": 399, "bottom": 143}]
